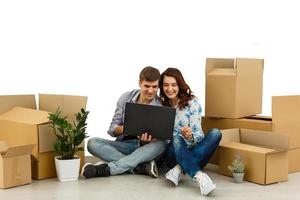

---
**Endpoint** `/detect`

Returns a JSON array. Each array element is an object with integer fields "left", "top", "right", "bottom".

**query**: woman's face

[{"left": 163, "top": 75, "right": 179, "bottom": 100}]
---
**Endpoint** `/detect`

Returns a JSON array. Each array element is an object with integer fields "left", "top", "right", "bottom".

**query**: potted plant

[
  {"left": 228, "top": 154, "right": 245, "bottom": 183},
  {"left": 48, "top": 108, "right": 89, "bottom": 182}
]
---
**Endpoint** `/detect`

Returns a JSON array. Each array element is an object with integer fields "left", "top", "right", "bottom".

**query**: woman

[{"left": 160, "top": 68, "right": 222, "bottom": 196}]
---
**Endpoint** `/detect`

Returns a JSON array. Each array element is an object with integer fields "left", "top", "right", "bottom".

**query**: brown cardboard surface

[
  {"left": 240, "top": 129, "right": 288, "bottom": 150},
  {"left": 0, "top": 119, "right": 39, "bottom": 158},
  {"left": 2, "top": 144, "right": 35, "bottom": 158},
  {"left": 202, "top": 116, "right": 272, "bottom": 134},
  {"left": 288, "top": 148, "right": 300, "bottom": 173},
  {"left": 38, "top": 124, "right": 56, "bottom": 153},
  {"left": 272, "top": 95, "right": 300, "bottom": 149},
  {"left": 0, "top": 141, "right": 8, "bottom": 153},
  {"left": 203, "top": 117, "right": 273, "bottom": 165},
  {"left": 0, "top": 107, "right": 49, "bottom": 125},
  {"left": 39, "top": 94, "right": 88, "bottom": 120},
  {"left": 205, "top": 58, "right": 264, "bottom": 118},
  {"left": 218, "top": 128, "right": 288, "bottom": 185},
  {"left": 31, "top": 150, "right": 85, "bottom": 180},
  {"left": 0, "top": 95, "right": 36, "bottom": 115},
  {"left": 0, "top": 142, "right": 34, "bottom": 189}
]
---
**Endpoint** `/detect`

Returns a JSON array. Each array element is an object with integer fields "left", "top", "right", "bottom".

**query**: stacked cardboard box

[
  {"left": 205, "top": 58, "right": 264, "bottom": 118},
  {"left": 0, "top": 94, "right": 87, "bottom": 180},
  {"left": 203, "top": 57, "right": 291, "bottom": 184}
]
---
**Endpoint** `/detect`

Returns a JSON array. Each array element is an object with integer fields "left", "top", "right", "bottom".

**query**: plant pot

[
  {"left": 233, "top": 172, "right": 244, "bottom": 183},
  {"left": 55, "top": 156, "right": 80, "bottom": 182}
]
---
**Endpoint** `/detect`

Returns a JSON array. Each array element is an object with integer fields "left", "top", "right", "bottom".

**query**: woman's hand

[{"left": 180, "top": 126, "right": 193, "bottom": 140}]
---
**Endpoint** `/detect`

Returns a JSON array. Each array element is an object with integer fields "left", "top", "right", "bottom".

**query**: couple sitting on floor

[{"left": 81, "top": 66, "right": 222, "bottom": 196}]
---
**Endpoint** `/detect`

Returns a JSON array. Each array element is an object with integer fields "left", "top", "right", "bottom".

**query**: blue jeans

[
  {"left": 87, "top": 137, "right": 167, "bottom": 175},
  {"left": 165, "top": 128, "right": 222, "bottom": 178}
]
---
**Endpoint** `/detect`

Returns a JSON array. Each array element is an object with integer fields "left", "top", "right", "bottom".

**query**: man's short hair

[{"left": 139, "top": 66, "right": 160, "bottom": 82}]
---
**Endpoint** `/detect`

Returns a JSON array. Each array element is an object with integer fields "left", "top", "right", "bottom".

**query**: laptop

[{"left": 123, "top": 102, "right": 176, "bottom": 140}]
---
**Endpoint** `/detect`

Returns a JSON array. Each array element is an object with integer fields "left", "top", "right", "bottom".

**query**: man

[{"left": 81, "top": 66, "right": 167, "bottom": 178}]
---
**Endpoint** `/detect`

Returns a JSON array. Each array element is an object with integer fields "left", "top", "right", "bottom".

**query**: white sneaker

[
  {"left": 193, "top": 171, "right": 216, "bottom": 196},
  {"left": 165, "top": 165, "right": 182, "bottom": 186}
]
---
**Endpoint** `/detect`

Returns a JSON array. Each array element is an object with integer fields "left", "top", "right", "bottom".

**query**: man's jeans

[
  {"left": 165, "top": 128, "right": 222, "bottom": 178},
  {"left": 87, "top": 137, "right": 167, "bottom": 175}
]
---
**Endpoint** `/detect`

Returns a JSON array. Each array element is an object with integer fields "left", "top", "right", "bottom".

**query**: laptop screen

[{"left": 123, "top": 102, "right": 176, "bottom": 140}]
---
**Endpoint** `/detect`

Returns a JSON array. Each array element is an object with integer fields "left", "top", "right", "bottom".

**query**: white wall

[{"left": 1, "top": 0, "right": 300, "bottom": 147}]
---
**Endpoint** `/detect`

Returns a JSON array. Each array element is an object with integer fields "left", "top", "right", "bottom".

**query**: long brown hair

[{"left": 159, "top": 68, "right": 195, "bottom": 109}]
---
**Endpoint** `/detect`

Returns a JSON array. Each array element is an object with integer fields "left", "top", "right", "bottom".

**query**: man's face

[{"left": 139, "top": 80, "right": 159, "bottom": 102}]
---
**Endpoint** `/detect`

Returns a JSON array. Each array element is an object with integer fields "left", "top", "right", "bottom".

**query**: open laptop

[{"left": 123, "top": 102, "right": 176, "bottom": 140}]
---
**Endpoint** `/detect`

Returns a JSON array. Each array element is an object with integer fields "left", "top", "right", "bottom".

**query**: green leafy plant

[
  {"left": 228, "top": 154, "right": 244, "bottom": 173},
  {"left": 48, "top": 108, "right": 89, "bottom": 160}
]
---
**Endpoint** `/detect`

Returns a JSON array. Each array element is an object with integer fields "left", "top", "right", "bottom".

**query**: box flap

[
  {"left": 0, "top": 107, "right": 49, "bottom": 125},
  {"left": 39, "top": 94, "right": 87, "bottom": 120},
  {"left": 220, "top": 128, "right": 241, "bottom": 145},
  {"left": 38, "top": 124, "right": 56, "bottom": 153},
  {"left": 222, "top": 142, "right": 275, "bottom": 154},
  {"left": 240, "top": 129, "right": 289, "bottom": 151},
  {"left": 0, "top": 95, "right": 36, "bottom": 114},
  {"left": 205, "top": 58, "right": 235, "bottom": 74},
  {"left": 2, "top": 144, "right": 34, "bottom": 158},
  {"left": 235, "top": 58, "right": 264, "bottom": 72},
  {"left": 245, "top": 115, "right": 272, "bottom": 121},
  {"left": 206, "top": 68, "right": 236, "bottom": 76},
  {"left": 0, "top": 141, "right": 9, "bottom": 154}
]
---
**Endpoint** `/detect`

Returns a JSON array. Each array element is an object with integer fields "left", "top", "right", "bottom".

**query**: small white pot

[
  {"left": 55, "top": 156, "right": 80, "bottom": 182},
  {"left": 233, "top": 172, "right": 244, "bottom": 183}
]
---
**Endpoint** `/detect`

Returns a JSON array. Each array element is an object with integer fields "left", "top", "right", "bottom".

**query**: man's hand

[
  {"left": 114, "top": 125, "right": 124, "bottom": 136},
  {"left": 137, "top": 132, "right": 157, "bottom": 145},
  {"left": 181, "top": 126, "right": 193, "bottom": 140}
]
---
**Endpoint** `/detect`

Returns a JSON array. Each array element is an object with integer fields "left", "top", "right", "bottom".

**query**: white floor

[{"left": 1, "top": 158, "right": 300, "bottom": 200}]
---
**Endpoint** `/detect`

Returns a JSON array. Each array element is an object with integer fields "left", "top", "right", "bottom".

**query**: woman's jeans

[{"left": 165, "top": 128, "right": 222, "bottom": 178}]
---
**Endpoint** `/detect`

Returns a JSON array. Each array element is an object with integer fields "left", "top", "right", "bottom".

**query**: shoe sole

[
  {"left": 80, "top": 163, "right": 92, "bottom": 179},
  {"left": 165, "top": 175, "right": 179, "bottom": 186},
  {"left": 202, "top": 183, "right": 216, "bottom": 196},
  {"left": 150, "top": 161, "right": 158, "bottom": 178}
]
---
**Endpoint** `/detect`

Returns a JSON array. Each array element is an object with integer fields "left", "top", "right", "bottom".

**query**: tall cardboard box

[
  {"left": 0, "top": 94, "right": 88, "bottom": 179},
  {"left": 205, "top": 58, "right": 264, "bottom": 118},
  {"left": 0, "top": 141, "right": 34, "bottom": 189},
  {"left": 218, "top": 128, "right": 288, "bottom": 185},
  {"left": 272, "top": 95, "right": 300, "bottom": 149},
  {"left": 288, "top": 148, "right": 300, "bottom": 173},
  {"left": 272, "top": 96, "right": 300, "bottom": 173}
]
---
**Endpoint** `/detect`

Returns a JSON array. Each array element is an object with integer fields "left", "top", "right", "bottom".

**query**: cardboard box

[
  {"left": 288, "top": 148, "right": 300, "bottom": 173},
  {"left": 218, "top": 128, "right": 288, "bottom": 185},
  {"left": 202, "top": 116, "right": 272, "bottom": 165},
  {"left": 0, "top": 141, "right": 34, "bottom": 189},
  {"left": 205, "top": 58, "right": 264, "bottom": 118},
  {"left": 0, "top": 94, "right": 87, "bottom": 179},
  {"left": 272, "top": 95, "right": 300, "bottom": 149},
  {"left": 204, "top": 114, "right": 300, "bottom": 173}
]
